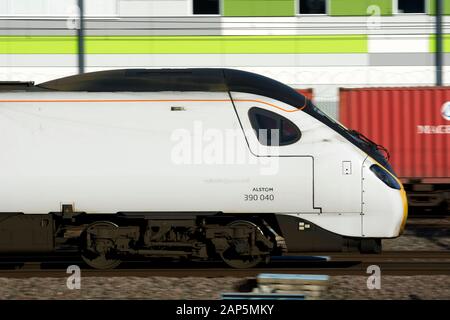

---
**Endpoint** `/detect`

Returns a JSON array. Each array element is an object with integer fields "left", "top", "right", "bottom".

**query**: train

[
  {"left": 339, "top": 87, "right": 450, "bottom": 215},
  {"left": 0, "top": 68, "right": 407, "bottom": 269}
]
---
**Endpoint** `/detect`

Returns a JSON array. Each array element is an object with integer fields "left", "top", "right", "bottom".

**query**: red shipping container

[
  {"left": 339, "top": 87, "right": 450, "bottom": 181},
  {"left": 295, "top": 88, "right": 314, "bottom": 100}
]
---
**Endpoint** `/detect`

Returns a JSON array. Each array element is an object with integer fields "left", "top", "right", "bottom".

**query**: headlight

[{"left": 370, "top": 164, "right": 401, "bottom": 190}]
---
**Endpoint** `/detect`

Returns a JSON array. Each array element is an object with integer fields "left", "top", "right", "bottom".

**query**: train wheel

[
  {"left": 80, "top": 221, "right": 122, "bottom": 269},
  {"left": 219, "top": 220, "right": 269, "bottom": 269}
]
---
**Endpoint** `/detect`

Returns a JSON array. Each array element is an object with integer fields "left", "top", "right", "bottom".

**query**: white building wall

[
  {"left": 0, "top": 0, "right": 194, "bottom": 17},
  {"left": 118, "top": 0, "right": 192, "bottom": 17},
  {"left": 0, "top": 0, "right": 118, "bottom": 16}
]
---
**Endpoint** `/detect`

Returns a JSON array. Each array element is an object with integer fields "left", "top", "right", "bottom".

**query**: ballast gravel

[
  {"left": 382, "top": 220, "right": 450, "bottom": 251},
  {"left": 0, "top": 275, "right": 449, "bottom": 300}
]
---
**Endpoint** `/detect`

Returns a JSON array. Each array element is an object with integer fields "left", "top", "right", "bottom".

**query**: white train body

[{"left": 0, "top": 69, "right": 407, "bottom": 267}]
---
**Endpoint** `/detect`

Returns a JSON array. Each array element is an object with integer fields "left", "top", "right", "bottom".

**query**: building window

[
  {"left": 299, "top": 0, "right": 327, "bottom": 14},
  {"left": 397, "top": 0, "right": 425, "bottom": 13},
  {"left": 248, "top": 107, "right": 301, "bottom": 146},
  {"left": 193, "top": 0, "right": 220, "bottom": 15}
]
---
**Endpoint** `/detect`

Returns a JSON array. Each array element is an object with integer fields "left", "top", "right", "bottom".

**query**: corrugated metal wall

[{"left": 339, "top": 87, "right": 450, "bottom": 180}]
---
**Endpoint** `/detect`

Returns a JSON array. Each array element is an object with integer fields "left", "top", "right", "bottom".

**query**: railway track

[
  {"left": 405, "top": 217, "right": 450, "bottom": 228},
  {"left": 0, "top": 251, "right": 449, "bottom": 278}
]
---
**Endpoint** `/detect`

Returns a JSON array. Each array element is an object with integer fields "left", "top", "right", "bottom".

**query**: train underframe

[
  {"left": 403, "top": 181, "right": 450, "bottom": 215},
  {"left": 0, "top": 208, "right": 381, "bottom": 269}
]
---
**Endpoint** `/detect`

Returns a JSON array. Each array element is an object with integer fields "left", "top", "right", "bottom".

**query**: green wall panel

[
  {"left": 0, "top": 36, "right": 76, "bottom": 54},
  {"left": 223, "top": 0, "right": 294, "bottom": 17},
  {"left": 428, "top": 0, "right": 450, "bottom": 15},
  {"left": 429, "top": 34, "right": 450, "bottom": 52},
  {"left": 329, "top": 0, "right": 392, "bottom": 16},
  {"left": 0, "top": 35, "right": 368, "bottom": 54}
]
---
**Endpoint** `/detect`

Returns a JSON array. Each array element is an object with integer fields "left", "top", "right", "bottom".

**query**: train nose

[
  {"left": 398, "top": 186, "right": 408, "bottom": 235},
  {"left": 362, "top": 157, "right": 408, "bottom": 238}
]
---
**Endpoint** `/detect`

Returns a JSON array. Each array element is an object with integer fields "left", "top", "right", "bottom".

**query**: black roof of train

[{"left": 0, "top": 68, "right": 306, "bottom": 109}]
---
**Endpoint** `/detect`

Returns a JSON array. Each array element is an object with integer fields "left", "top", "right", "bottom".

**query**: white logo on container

[{"left": 442, "top": 102, "right": 450, "bottom": 121}]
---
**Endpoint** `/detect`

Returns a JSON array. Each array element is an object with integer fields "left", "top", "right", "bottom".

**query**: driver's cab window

[{"left": 248, "top": 107, "right": 301, "bottom": 146}]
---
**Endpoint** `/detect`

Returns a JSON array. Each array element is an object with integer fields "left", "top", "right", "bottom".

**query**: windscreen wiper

[{"left": 348, "top": 129, "right": 390, "bottom": 160}]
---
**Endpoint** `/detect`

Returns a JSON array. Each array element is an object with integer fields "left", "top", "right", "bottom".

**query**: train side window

[{"left": 248, "top": 107, "right": 301, "bottom": 146}]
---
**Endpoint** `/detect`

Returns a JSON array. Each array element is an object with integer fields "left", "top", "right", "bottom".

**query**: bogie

[{"left": 73, "top": 215, "right": 278, "bottom": 269}]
